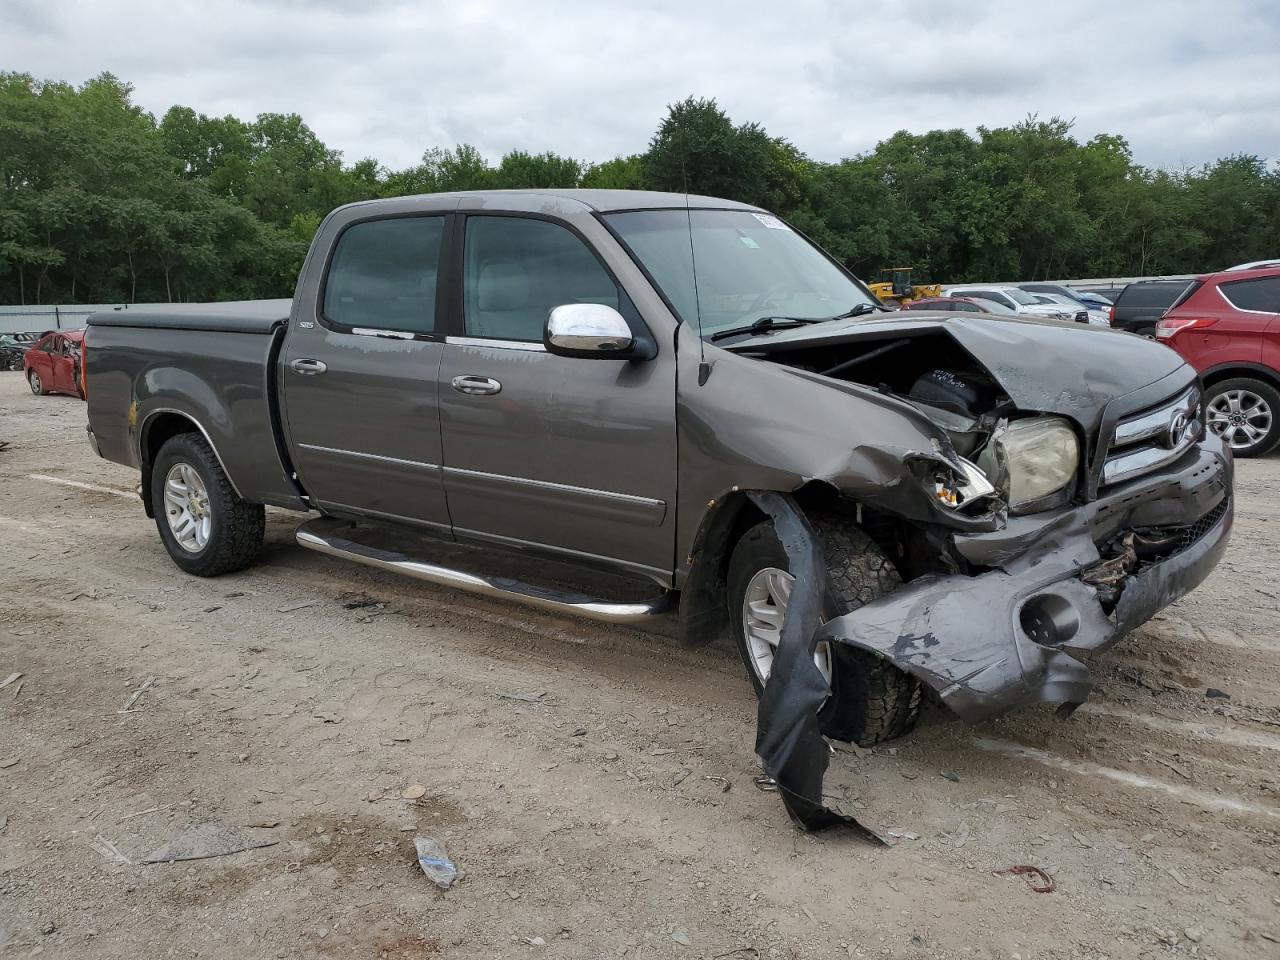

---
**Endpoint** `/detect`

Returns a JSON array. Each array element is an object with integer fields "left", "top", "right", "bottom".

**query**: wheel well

[
  {"left": 1201, "top": 366, "right": 1280, "bottom": 391},
  {"left": 675, "top": 481, "right": 936, "bottom": 648},
  {"left": 139, "top": 413, "right": 201, "bottom": 518}
]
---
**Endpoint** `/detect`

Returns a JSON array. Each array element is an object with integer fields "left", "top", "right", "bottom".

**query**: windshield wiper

[
  {"left": 708, "top": 316, "right": 823, "bottom": 342},
  {"left": 707, "top": 302, "right": 880, "bottom": 342}
]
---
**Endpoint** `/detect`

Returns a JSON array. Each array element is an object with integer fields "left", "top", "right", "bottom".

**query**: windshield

[{"left": 603, "top": 209, "right": 875, "bottom": 337}]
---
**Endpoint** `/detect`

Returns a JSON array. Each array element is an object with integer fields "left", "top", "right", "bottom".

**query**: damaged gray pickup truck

[{"left": 85, "top": 190, "right": 1232, "bottom": 824}]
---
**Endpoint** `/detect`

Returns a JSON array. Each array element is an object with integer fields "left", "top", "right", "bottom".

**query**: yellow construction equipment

[{"left": 867, "top": 267, "right": 941, "bottom": 307}]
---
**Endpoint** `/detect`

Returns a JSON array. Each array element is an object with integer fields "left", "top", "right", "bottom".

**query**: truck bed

[
  {"left": 87, "top": 299, "right": 292, "bottom": 334},
  {"left": 85, "top": 299, "right": 304, "bottom": 511}
]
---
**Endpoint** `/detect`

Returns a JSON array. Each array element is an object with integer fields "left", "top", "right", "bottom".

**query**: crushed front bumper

[{"left": 816, "top": 435, "right": 1233, "bottom": 723}]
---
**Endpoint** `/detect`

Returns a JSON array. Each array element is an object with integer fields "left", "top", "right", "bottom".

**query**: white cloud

[{"left": 2, "top": 0, "right": 1276, "bottom": 170}]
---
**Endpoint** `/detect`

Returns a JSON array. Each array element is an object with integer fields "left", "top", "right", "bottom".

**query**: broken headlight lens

[{"left": 979, "top": 416, "right": 1080, "bottom": 511}]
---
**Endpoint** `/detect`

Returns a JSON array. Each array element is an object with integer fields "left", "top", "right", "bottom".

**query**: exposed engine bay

[{"left": 735, "top": 330, "right": 1083, "bottom": 518}]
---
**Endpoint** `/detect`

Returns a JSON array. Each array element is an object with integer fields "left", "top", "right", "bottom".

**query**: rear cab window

[{"left": 322, "top": 216, "right": 446, "bottom": 336}]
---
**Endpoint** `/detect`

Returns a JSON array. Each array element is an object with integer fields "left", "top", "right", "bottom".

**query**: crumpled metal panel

[{"left": 751, "top": 480, "right": 1233, "bottom": 836}]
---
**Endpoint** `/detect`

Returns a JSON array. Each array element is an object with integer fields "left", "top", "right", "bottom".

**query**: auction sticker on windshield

[{"left": 752, "top": 213, "right": 790, "bottom": 230}]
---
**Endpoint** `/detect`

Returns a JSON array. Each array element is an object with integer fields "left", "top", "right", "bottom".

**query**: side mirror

[{"left": 544, "top": 304, "right": 635, "bottom": 358}]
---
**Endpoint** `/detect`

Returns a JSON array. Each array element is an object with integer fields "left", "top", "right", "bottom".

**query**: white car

[
  {"left": 1030, "top": 292, "right": 1110, "bottom": 326},
  {"left": 941, "top": 285, "right": 1077, "bottom": 321}
]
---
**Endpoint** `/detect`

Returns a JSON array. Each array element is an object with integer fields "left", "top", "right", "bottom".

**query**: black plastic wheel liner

[{"left": 746, "top": 491, "right": 888, "bottom": 843}]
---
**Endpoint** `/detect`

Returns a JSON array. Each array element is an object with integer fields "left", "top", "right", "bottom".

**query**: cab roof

[{"left": 336, "top": 189, "right": 763, "bottom": 218}]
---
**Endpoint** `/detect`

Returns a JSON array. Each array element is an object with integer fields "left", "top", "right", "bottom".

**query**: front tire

[
  {"left": 151, "top": 433, "right": 265, "bottom": 576},
  {"left": 727, "top": 515, "right": 922, "bottom": 746},
  {"left": 1205, "top": 377, "right": 1280, "bottom": 458},
  {"left": 27, "top": 370, "right": 45, "bottom": 395}
]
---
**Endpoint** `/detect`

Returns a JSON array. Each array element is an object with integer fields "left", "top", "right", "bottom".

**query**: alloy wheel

[
  {"left": 741, "top": 566, "right": 833, "bottom": 686},
  {"left": 1207, "top": 389, "right": 1273, "bottom": 451},
  {"left": 163, "top": 462, "right": 212, "bottom": 553}
]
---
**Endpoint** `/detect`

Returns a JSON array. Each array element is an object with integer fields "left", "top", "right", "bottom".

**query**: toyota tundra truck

[{"left": 84, "top": 189, "right": 1233, "bottom": 752}]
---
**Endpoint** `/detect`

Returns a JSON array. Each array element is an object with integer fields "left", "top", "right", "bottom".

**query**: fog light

[{"left": 1019, "top": 594, "right": 1080, "bottom": 646}]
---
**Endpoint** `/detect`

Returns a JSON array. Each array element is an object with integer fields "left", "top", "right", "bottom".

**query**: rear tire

[
  {"left": 1205, "top": 377, "right": 1280, "bottom": 458},
  {"left": 27, "top": 370, "right": 45, "bottom": 395},
  {"left": 151, "top": 433, "right": 265, "bottom": 576},
  {"left": 727, "top": 515, "right": 922, "bottom": 746}
]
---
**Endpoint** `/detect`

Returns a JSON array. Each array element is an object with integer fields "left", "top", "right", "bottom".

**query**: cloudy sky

[{"left": 4, "top": 0, "right": 1278, "bottom": 172}]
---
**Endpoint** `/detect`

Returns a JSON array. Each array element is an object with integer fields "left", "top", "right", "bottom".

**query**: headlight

[{"left": 977, "top": 416, "right": 1080, "bottom": 511}]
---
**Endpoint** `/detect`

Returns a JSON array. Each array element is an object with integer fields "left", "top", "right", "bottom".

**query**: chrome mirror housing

[{"left": 545, "top": 304, "right": 635, "bottom": 358}]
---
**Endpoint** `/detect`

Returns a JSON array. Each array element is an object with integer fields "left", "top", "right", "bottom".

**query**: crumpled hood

[{"left": 724, "top": 311, "right": 1192, "bottom": 434}]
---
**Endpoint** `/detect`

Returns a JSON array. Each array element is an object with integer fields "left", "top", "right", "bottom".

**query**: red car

[
  {"left": 23, "top": 329, "right": 87, "bottom": 399},
  {"left": 1156, "top": 266, "right": 1280, "bottom": 456}
]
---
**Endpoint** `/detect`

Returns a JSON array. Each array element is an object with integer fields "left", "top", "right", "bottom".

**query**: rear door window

[
  {"left": 322, "top": 216, "right": 446, "bottom": 335},
  {"left": 1219, "top": 276, "right": 1280, "bottom": 313}
]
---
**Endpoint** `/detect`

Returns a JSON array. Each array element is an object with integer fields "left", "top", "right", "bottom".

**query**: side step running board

[{"left": 295, "top": 520, "right": 675, "bottom": 625}]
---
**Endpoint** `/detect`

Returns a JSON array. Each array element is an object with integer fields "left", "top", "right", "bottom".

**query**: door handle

[
  {"left": 451, "top": 375, "right": 502, "bottom": 396},
  {"left": 290, "top": 358, "right": 328, "bottom": 376}
]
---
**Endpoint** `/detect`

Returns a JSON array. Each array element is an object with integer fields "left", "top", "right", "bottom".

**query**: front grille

[
  {"left": 1102, "top": 386, "right": 1201, "bottom": 486},
  {"left": 1171, "top": 495, "right": 1230, "bottom": 551}
]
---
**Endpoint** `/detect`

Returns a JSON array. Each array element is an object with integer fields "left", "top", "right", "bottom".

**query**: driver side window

[{"left": 463, "top": 216, "right": 620, "bottom": 343}]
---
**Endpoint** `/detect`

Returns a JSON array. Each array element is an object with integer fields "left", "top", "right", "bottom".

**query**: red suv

[{"left": 1156, "top": 267, "right": 1280, "bottom": 457}]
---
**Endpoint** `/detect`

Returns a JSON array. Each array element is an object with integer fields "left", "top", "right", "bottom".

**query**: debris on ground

[
  {"left": 277, "top": 600, "right": 319, "bottom": 613},
  {"left": 704, "top": 775, "right": 731, "bottom": 793},
  {"left": 994, "top": 865, "right": 1056, "bottom": 893},
  {"left": 117, "top": 804, "right": 171, "bottom": 822},
  {"left": 671, "top": 930, "right": 691, "bottom": 946},
  {"left": 887, "top": 828, "right": 920, "bottom": 840},
  {"left": 339, "top": 591, "right": 383, "bottom": 610},
  {"left": 413, "top": 836, "right": 457, "bottom": 889},
  {"left": 0, "top": 757, "right": 19, "bottom": 769},
  {"left": 1205, "top": 687, "right": 1231, "bottom": 700},
  {"left": 143, "top": 822, "right": 279, "bottom": 863},
  {"left": 521, "top": 936, "right": 546, "bottom": 946},
  {"left": 91, "top": 834, "right": 133, "bottom": 865},
  {"left": 672, "top": 769, "right": 691, "bottom": 786},
  {"left": 940, "top": 769, "right": 961, "bottom": 782},
  {"left": 0, "top": 672, "right": 22, "bottom": 690},
  {"left": 1149, "top": 754, "right": 1193, "bottom": 780},
  {"left": 120, "top": 676, "right": 156, "bottom": 712},
  {"left": 402, "top": 783, "right": 427, "bottom": 800},
  {"left": 497, "top": 691, "right": 545, "bottom": 703}
]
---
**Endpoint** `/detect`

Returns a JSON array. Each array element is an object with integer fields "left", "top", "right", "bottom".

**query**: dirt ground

[{"left": 1, "top": 372, "right": 1278, "bottom": 960}]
